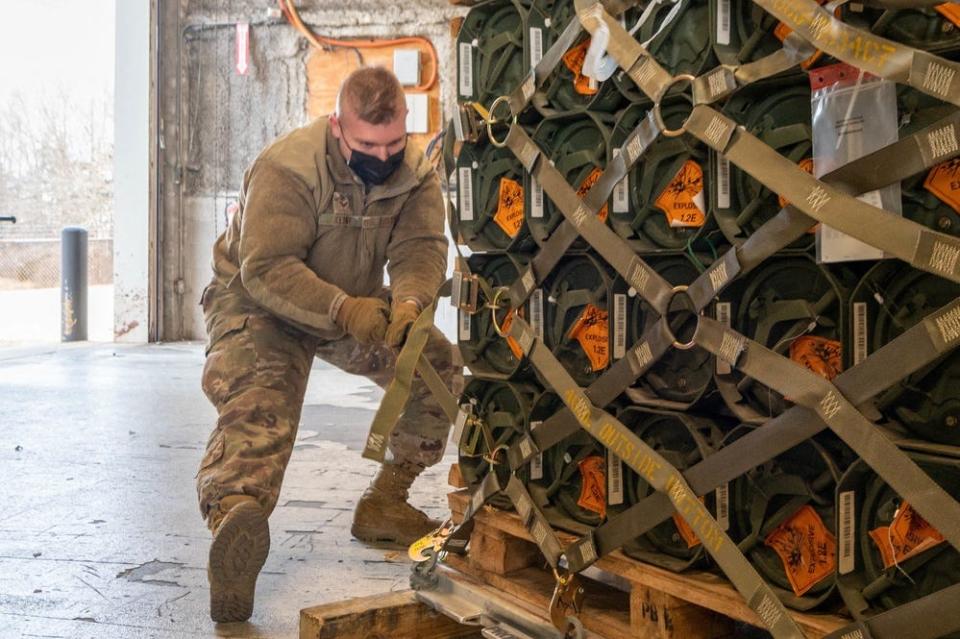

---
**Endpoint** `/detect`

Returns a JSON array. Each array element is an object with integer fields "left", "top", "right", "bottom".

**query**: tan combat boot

[
  {"left": 207, "top": 495, "right": 270, "bottom": 623},
  {"left": 351, "top": 463, "right": 441, "bottom": 547}
]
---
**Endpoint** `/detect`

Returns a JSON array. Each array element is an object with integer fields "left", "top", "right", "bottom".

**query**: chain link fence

[{"left": 0, "top": 237, "right": 113, "bottom": 290}]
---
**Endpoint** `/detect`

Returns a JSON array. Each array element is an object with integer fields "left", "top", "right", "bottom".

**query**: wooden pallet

[{"left": 446, "top": 487, "right": 852, "bottom": 639}]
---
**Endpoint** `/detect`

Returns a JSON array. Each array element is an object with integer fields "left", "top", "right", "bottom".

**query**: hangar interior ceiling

[{"left": 155, "top": 0, "right": 465, "bottom": 341}]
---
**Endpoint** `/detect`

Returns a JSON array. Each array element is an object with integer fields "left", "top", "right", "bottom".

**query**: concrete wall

[{"left": 160, "top": 0, "right": 465, "bottom": 340}]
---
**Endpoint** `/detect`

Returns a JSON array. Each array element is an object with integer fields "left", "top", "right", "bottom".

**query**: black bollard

[{"left": 61, "top": 227, "right": 88, "bottom": 342}]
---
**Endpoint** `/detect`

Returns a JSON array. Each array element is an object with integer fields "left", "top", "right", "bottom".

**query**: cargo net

[{"left": 409, "top": 1, "right": 960, "bottom": 637}]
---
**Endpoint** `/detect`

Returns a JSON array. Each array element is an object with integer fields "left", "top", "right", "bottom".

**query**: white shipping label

[
  {"left": 459, "top": 309, "right": 472, "bottom": 342},
  {"left": 531, "top": 177, "right": 544, "bottom": 218},
  {"left": 853, "top": 302, "right": 868, "bottom": 365},
  {"left": 459, "top": 42, "right": 474, "bottom": 97},
  {"left": 530, "top": 289, "right": 545, "bottom": 341},
  {"left": 530, "top": 421, "right": 544, "bottom": 480},
  {"left": 531, "top": 452, "right": 544, "bottom": 480},
  {"left": 607, "top": 452, "right": 624, "bottom": 505},
  {"left": 717, "top": 0, "right": 731, "bottom": 45},
  {"left": 839, "top": 490, "right": 856, "bottom": 574},
  {"left": 452, "top": 407, "right": 469, "bottom": 446},
  {"left": 613, "top": 149, "right": 630, "bottom": 213},
  {"left": 458, "top": 167, "right": 474, "bottom": 221},
  {"left": 613, "top": 293, "right": 627, "bottom": 360},
  {"left": 716, "top": 154, "right": 731, "bottom": 210},
  {"left": 529, "top": 27, "right": 543, "bottom": 69},
  {"left": 715, "top": 302, "right": 732, "bottom": 374},
  {"left": 716, "top": 482, "right": 730, "bottom": 531}
]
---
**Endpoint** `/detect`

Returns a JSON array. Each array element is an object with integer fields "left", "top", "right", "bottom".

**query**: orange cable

[{"left": 278, "top": 0, "right": 438, "bottom": 92}]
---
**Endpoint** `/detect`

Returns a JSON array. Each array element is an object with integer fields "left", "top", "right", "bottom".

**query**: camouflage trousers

[{"left": 196, "top": 280, "right": 459, "bottom": 529}]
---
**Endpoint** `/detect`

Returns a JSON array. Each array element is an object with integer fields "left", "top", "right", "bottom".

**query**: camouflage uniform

[
  {"left": 196, "top": 281, "right": 456, "bottom": 526},
  {"left": 196, "top": 116, "right": 455, "bottom": 529}
]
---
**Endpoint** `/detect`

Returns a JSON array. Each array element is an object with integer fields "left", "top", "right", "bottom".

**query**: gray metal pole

[{"left": 61, "top": 227, "right": 88, "bottom": 342}]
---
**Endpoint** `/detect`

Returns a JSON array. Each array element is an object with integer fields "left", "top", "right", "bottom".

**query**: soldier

[{"left": 196, "top": 66, "right": 456, "bottom": 623}]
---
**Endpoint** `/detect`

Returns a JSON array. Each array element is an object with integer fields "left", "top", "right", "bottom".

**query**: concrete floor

[{"left": 0, "top": 342, "right": 456, "bottom": 638}]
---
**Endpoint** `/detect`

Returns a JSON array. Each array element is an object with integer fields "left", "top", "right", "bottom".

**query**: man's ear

[{"left": 329, "top": 113, "right": 342, "bottom": 138}]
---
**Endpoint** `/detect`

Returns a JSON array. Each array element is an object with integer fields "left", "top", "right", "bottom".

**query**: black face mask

[{"left": 341, "top": 132, "right": 405, "bottom": 186}]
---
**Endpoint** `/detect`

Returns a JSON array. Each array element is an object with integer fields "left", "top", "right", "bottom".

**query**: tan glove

[
  {"left": 385, "top": 300, "right": 420, "bottom": 349},
  {"left": 337, "top": 296, "right": 389, "bottom": 345}
]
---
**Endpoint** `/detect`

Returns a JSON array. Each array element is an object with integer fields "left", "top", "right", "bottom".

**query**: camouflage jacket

[{"left": 208, "top": 116, "right": 448, "bottom": 340}]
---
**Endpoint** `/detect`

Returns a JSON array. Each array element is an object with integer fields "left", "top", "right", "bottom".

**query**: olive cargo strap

[
  {"left": 362, "top": 281, "right": 461, "bottom": 462},
  {"left": 407, "top": 2, "right": 960, "bottom": 636},
  {"left": 506, "top": 314, "right": 807, "bottom": 639}
]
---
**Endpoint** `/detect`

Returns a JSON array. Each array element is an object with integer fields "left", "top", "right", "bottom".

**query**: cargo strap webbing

[
  {"left": 685, "top": 109, "right": 960, "bottom": 312},
  {"left": 507, "top": 125, "right": 676, "bottom": 313},
  {"left": 363, "top": 282, "right": 461, "bottom": 462},
  {"left": 507, "top": 108, "right": 960, "bottom": 473},
  {"left": 503, "top": 110, "right": 666, "bottom": 314},
  {"left": 423, "top": 2, "right": 960, "bottom": 636},
  {"left": 566, "top": 297, "right": 960, "bottom": 573},
  {"left": 824, "top": 583, "right": 960, "bottom": 639},
  {"left": 506, "top": 316, "right": 675, "bottom": 471},
  {"left": 684, "top": 104, "right": 960, "bottom": 286},
  {"left": 754, "top": 0, "right": 960, "bottom": 107},
  {"left": 695, "top": 314, "right": 960, "bottom": 550},
  {"left": 505, "top": 315, "right": 807, "bottom": 639}
]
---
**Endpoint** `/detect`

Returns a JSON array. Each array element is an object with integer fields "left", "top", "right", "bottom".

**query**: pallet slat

[{"left": 448, "top": 488, "right": 851, "bottom": 639}]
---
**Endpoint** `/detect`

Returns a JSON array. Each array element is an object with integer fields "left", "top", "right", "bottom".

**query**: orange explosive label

[
  {"left": 672, "top": 496, "right": 706, "bottom": 549},
  {"left": 936, "top": 3, "right": 960, "bottom": 27},
  {"left": 577, "top": 455, "right": 607, "bottom": 518},
  {"left": 764, "top": 505, "right": 837, "bottom": 597},
  {"left": 778, "top": 158, "right": 816, "bottom": 209},
  {"left": 567, "top": 304, "right": 609, "bottom": 372},
  {"left": 562, "top": 38, "right": 599, "bottom": 96},
  {"left": 654, "top": 160, "right": 706, "bottom": 228},
  {"left": 577, "top": 167, "right": 609, "bottom": 222},
  {"left": 790, "top": 335, "right": 842, "bottom": 381},
  {"left": 924, "top": 158, "right": 960, "bottom": 215},
  {"left": 493, "top": 177, "right": 525, "bottom": 238},
  {"left": 869, "top": 502, "right": 946, "bottom": 569},
  {"left": 499, "top": 310, "right": 525, "bottom": 360}
]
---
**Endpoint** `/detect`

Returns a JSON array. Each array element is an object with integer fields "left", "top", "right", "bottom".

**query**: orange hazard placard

[
  {"left": 567, "top": 304, "right": 609, "bottom": 372},
  {"left": 936, "top": 3, "right": 960, "bottom": 27},
  {"left": 654, "top": 160, "right": 706, "bottom": 228},
  {"left": 790, "top": 336, "right": 842, "bottom": 381},
  {"left": 577, "top": 455, "right": 607, "bottom": 518},
  {"left": 924, "top": 158, "right": 960, "bottom": 214},
  {"left": 499, "top": 310, "right": 525, "bottom": 360},
  {"left": 869, "top": 502, "right": 946, "bottom": 569},
  {"left": 562, "top": 38, "right": 599, "bottom": 96},
  {"left": 672, "top": 496, "right": 706, "bottom": 549},
  {"left": 577, "top": 167, "right": 609, "bottom": 222},
  {"left": 764, "top": 505, "right": 837, "bottom": 597},
  {"left": 494, "top": 177, "right": 525, "bottom": 238}
]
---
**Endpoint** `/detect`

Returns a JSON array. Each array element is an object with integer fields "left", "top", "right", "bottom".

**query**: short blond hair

[{"left": 336, "top": 66, "right": 405, "bottom": 125}]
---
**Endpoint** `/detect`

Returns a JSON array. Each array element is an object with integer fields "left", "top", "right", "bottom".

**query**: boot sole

[
  {"left": 208, "top": 501, "right": 270, "bottom": 623},
  {"left": 350, "top": 522, "right": 411, "bottom": 547}
]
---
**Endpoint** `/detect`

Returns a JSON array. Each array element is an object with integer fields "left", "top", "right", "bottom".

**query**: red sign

[{"left": 236, "top": 23, "right": 250, "bottom": 75}]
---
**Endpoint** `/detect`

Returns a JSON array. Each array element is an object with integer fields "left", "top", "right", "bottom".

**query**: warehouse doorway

[{"left": 0, "top": 0, "right": 117, "bottom": 343}]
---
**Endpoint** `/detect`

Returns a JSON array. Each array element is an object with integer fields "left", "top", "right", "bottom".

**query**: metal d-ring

[
  {"left": 486, "top": 96, "right": 516, "bottom": 148},
  {"left": 668, "top": 284, "right": 700, "bottom": 350},
  {"left": 652, "top": 74, "right": 696, "bottom": 139},
  {"left": 490, "top": 287, "right": 510, "bottom": 337}
]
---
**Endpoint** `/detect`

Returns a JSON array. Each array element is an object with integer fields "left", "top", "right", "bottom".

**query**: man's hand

[
  {"left": 385, "top": 300, "right": 420, "bottom": 349},
  {"left": 337, "top": 296, "right": 390, "bottom": 345}
]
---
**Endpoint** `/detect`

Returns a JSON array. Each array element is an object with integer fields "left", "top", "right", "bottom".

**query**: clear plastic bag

[{"left": 811, "top": 63, "right": 902, "bottom": 263}]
